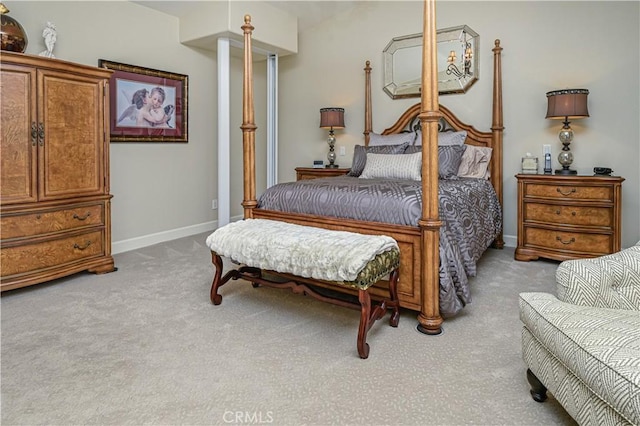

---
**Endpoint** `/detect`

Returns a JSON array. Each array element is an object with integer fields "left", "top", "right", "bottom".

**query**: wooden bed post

[
  {"left": 491, "top": 39, "right": 505, "bottom": 249},
  {"left": 364, "top": 61, "right": 372, "bottom": 146},
  {"left": 417, "top": 0, "right": 444, "bottom": 335},
  {"left": 241, "top": 15, "right": 258, "bottom": 219}
]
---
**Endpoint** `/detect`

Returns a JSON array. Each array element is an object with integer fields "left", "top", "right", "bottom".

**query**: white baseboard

[
  {"left": 113, "top": 219, "right": 517, "bottom": 254},
  {"left": 503, "top": 234, "right": 516, "bottom": 248},
  {"left": 112, "top": 215, "right": 245, "bottom": 254},
  {"left": 112, "top": 221, "right": 216, "bottom": 254}
]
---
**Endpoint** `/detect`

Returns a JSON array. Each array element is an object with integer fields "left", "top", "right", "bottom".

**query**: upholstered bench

[{"left": 205, "top": 218, "right": 400, "bottom": 359}]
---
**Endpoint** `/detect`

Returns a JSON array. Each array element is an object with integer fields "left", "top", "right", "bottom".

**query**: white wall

[
  {"left": 277, "top": 1, "right": 640, "bottom": 248},
  {"left": 8, "top": 1, "right": 639, "bottom": 251},
  {"left": 8, "top": 1, "right": 222, "bottom": 252}
]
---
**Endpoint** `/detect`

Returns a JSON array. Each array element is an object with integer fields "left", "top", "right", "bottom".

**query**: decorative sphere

[
  {"left": 327, "top": 150, "right": 337, "bottom": 164},
  {"left": 0, "top": 6, "right": 28, "bottom": 53},
  {"left": 558, "top": 128, "right": 573, "bottom": 144},
  {"left": 558, "top": 150, "right": 573, "bottom": 167}
]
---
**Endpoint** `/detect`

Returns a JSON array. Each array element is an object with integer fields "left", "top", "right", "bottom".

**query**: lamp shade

[
  {"left": 319, "top": 107, "right": 345, "bottom": 129},
  {"left": 545, "top": 89, "right": 589, "bottom": 120}
]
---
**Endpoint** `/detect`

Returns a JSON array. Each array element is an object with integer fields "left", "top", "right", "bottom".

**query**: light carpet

[{"left": 1, "top": 232, "right": 576, "bottom": 425}]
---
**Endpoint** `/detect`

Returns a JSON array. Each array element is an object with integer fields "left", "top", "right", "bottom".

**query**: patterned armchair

[{"left": 519, "top": 242, "right": 640, "bottom": 425}]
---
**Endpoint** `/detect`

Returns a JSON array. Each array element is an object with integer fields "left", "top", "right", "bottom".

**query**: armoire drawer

[
  {"left": 0, "top": 230, "right": 104, "bottom": 277},
  {"left": 0, "top": 204, "right": 104, "bottom": 239},
  {"left": 523, "top": 227, "right": 613, "bottom": 256},
  {"left": 523, "top": 203, "right": 612, "bottom": 228}
]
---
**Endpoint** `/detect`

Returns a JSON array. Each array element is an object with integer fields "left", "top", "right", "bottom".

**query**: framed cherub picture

[{"left": 98, "top": 60, "right": 188, "bottom": 143}]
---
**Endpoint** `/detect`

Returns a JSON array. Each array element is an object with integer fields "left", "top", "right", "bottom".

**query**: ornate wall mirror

[{"left": 383, "top": 25, "right": 479, "bottom": 99}]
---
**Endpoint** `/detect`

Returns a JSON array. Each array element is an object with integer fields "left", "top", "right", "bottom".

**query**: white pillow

[
  {"left": 359, "top": 152, "right": 422, "bottom": 180},
  {"left": 369, "top": 131, "right": 416, "bottom": 146},
  {"left": 457, "top": 145, "right": 492, "bottom": 179},
  {"left": 414, "top": 130, "right": 467, "bottom": 146}
]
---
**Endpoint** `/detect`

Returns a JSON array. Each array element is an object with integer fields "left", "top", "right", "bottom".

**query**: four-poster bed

[{"left": 236, "top": 0, "right": 504, "bottom": 335}]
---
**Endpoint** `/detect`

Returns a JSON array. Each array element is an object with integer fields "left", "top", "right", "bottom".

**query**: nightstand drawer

[
  {"left": 525, "top": 183, "right": 613, "bottom": 202},
  {"left": 295, "top": 167, "right": 350, "bottom": 181},
  {"left": 524, "top": 203, "right": 612, "bottom": 227},
  {"left": 524, "top": 227, "right": 613, "bottom": 255}
]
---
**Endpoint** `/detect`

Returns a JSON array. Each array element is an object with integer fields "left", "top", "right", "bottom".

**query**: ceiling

[{"left": 132, "top": 1, "right": 359, "bottom": 30}]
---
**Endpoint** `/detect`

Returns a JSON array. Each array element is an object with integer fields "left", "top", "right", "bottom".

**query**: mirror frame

[{"left": 383, "top": 25, "right": 479, "bottom": 99}]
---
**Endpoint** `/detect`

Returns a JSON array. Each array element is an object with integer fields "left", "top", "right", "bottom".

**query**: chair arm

[{"left": 555, "top": 245, "right": 640, "bottom": 311}]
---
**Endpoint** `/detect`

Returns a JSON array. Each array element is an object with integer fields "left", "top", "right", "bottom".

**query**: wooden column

[
  {"left": 491, "top": 39, "right": 505, "bottom": 248},
  {"left": 363, "top": 61, "right": 372, "bottom": 146},
  {"left": 417, "top": 0, "right": 443, "bottom": 335},
  {"left": 241, "top": 15, "right": 258, "bottom": 219}
]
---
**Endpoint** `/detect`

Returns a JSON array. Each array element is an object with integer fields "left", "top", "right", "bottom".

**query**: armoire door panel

[
  {"left": 38, "top": 70, "right": 105, "bottom": 201},
  {"left": 0, "top": 64, "right": 37, "bottom": 204}
]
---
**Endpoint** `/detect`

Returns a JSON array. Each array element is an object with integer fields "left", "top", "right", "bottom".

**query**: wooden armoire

[{"left": 1, "top": 52, "right": 115, "bottom": 291}]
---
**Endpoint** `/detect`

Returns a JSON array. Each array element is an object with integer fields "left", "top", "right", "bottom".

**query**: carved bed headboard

[
  {"left": 361, "top": 38, "right": 504, "bottom": 236},
  {"left": 363, "top": 39, "right": 503, "bottom": 153}
]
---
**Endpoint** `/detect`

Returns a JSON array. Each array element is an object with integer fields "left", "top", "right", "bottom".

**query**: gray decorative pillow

[
  {"left": 439, "top": 145, "right": 467, "bottom": 179},
  {"left": 359, "top": 152, "right": 422, "bottom": 181},
  {"left": 347, "top": 143, "right": 408, "bottom": 177},
  {"left": 414, "top": 130, "right": 467, "bottom": 146},
  {"left": 404, "top": 144, "right": 467, "bottom": 179},
  {"left": 369, "top": 132, "right": 416, "bottom": 146}
]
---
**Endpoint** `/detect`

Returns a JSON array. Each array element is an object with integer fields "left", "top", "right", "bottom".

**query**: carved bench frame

[{"left": 210, "top": 253, "right": 400, "bottom": 359}]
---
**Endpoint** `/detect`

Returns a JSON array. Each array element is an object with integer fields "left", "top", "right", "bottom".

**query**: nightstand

[
  {"left": 295, "top": 167, "right": 350, "bottom": 181},
  {"left": 515, "top": 174, "right": 624, "bottom": 262}
]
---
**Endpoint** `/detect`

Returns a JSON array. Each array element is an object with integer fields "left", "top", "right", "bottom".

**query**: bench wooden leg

[
  {"left": 388, "top": 268, "right": 400, "bottom": 327},
  {"left": 210, "top": 253, "right": 256, "bottom": 305},
  {"left": 356, "top": 267, "right": 400, "bottom": 359},
  {"left": 357, "top": 289, "right": 372, "bottom": 359},
  {"left": 210, "top": 253, "right": 224, "bottom": 305}
]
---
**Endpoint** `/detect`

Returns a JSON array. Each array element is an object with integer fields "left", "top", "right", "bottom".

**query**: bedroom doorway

[{"left": 217, "top": 38, "right": 278, "bottom": 227}]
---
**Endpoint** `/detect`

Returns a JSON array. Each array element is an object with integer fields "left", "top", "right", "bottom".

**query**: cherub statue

[{"left": 38, "top": 22, "right": 57, "bottom": 58}]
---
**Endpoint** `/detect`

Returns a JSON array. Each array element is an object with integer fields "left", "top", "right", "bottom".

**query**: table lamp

[
  {"left": 545, "top": 89, "right": 589, "bottom": 175},
  {"left": 319, "top": 107, "right": 345, "bottom": 168}
]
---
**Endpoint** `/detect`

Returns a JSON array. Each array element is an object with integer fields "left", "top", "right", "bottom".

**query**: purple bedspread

[{"left": 257, "top": 176, "right": 502, "bottom": 315}]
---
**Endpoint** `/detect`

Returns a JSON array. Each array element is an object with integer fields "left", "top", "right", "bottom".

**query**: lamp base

[
  {"left": 325, "top": 164, "right": 339, "bottom": 169},
  {"left": 555, "top": 168, "right": 577, "bottom": 175}
]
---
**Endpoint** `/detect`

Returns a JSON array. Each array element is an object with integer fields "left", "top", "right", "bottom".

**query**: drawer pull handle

[
  {"left": 73, "top": 241, "right": 92, "bottom": 250},
  {"left": 556, "top": 210, "right": 577, "bottom": 216},
  {"left": 556, "top": 187, "right": 576, "bottom": 196},
  {"left": 73, "top": 212, "right": 91, "bottom": 221},
  {"left": 556, "top": 236, "right": 576, "bottom": 245}
]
